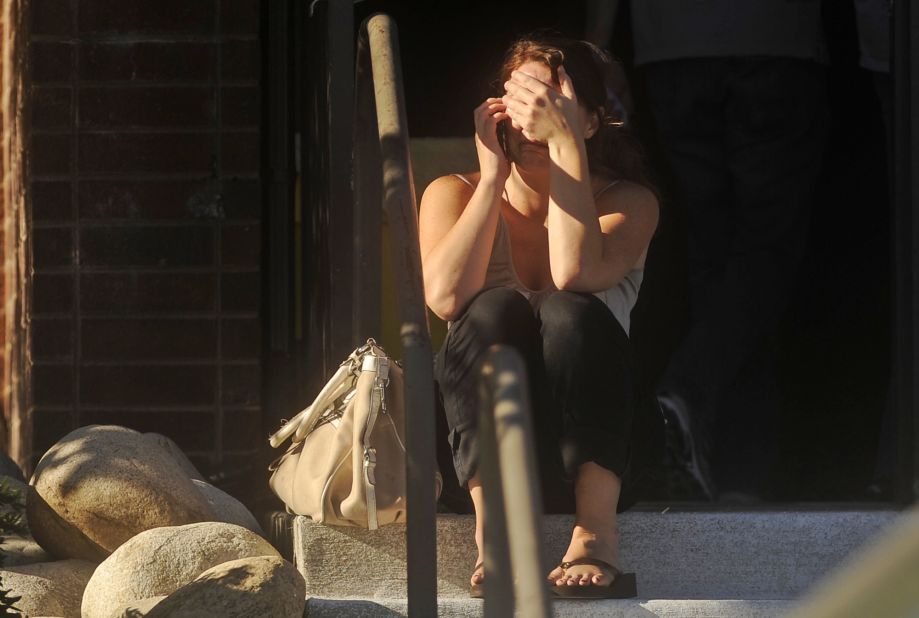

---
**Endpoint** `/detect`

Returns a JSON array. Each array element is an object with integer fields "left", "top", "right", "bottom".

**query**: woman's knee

[
  {"left": 460, "top": 287, "right": 535, "bottom": 342},
  {"left": 539, "top": 292, "right": 608, "bottom": 340}
]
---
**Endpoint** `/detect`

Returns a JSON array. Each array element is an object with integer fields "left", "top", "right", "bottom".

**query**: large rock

[
  {"left": 1, "top": 534, "right": 53, "bottom": 566},
  {"left": 28, "top": 425, "right": 215, "bottom": 560},
  {"left": 144, "top": 433, "right": 205, "bottom": 481},
  {"left": 0, "top": 559, "right": 96, "bottom": 618},
  {"left": 25, "top": 485, "right": 109, "bottom": 562},
  {"left": 146, "top": 556, "right": 305, "bottom": 618},
  {"left": 192, "top": 480, "right": 262, "bottom": 534},
  {"left": 112, "top": 596, "right": 166, "bottom": 617},
  {"left": 81, "top": 522, "right": 279, "bottom": 618}
]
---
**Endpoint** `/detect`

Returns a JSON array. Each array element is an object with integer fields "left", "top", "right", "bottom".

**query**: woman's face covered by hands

[{"left": 501, "top": 60, "right": 599, "bottom": 167}]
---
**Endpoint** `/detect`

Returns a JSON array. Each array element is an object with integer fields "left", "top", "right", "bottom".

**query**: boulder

[
  {"left": 0, "top": 559, "right": 96, "bottom": 618},
  {"left": 192, "top": 480, "right": 262, "bottom": 534},
  {"left": 1, "top": 534, "right": 53, "bottom": 566},
  {"left": 143, "top": 433, "right": 205, "bottom": 481},
  {"left": 112, "top": 596, "right": 166, "bottom": 617},
  {"left": 146, "top": 556, "right": 305, "bottom": 618},
  {"left": 81, "top": 522, "right": 279, "bottom": 618},
  {"left": 25, "top": 486, "right": 109, "bottom": 562},
  {"left": 28, "top": 425, "right": 215, "bottom": 559}
]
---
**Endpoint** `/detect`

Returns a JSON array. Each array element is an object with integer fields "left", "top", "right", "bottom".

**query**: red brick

[
  {"left": 31, "top": 42, "right": 73, "bottom": 83},
  {"left": 80, "top": 42, "right": 216, "bottom": 82},
  {"left": 221, "top": 364, "right": 260, "bottom": 405},
  {"left": 79, "top": 87, "right": 215, "bottom": 128},
  {"left": 32, "top": 318, "right": 73, "bottom": 360},
  {"left": 221, "top": 224, "right": 260, "bottom": 267},
  {"left": 79, "top": 410, "right": 215, "bottom": 451},
  {"left": 79, "top": 133, "right": 214, "bottom": 174},
  {"left": 220, "top": 179, "right": 261, "bottom": 219},
  {"left": 220, "top": 0, "right": 259, "bottom": 35},
  {"left": 221, "top": 272, "right": 259, "bottom": 312},
  {"left": 78, "top": 180, "right": 221, "bottom": 220},
  {"left": 221, "top": 40, "right": 259, "bottom": 81},
  {"left": 31, "top": 134, "right": 72, "bottom": 175},
  {"left": 220, "top": 132, "right": 258, "bottom": 173},
  {"left": 81, "top": 273, "right": 217, "bottom": 314},
  {"left": 221, "top": 87, "right": 258, "bottom": 127},
  {"left": 80, "top": 365, "right": 216, "bottom": 406},
  {"left": 32, "top": 181, "right": 72, "bottom": 222},
  {"left": 33, "top": 273, "right": 75, "bottom": 314},
  {"left": 33, "top": 87, "right": 72, "bottom": 129},
  {"left": 221, "top": 318, "right": 260, "bottom": 359},
  {"left": 80, "top": 226, "right": 214, "bottom": 267},
  {"left": 33, "top": 227, "right": 74, "bottom": 268},
  {"left": 82, "top": 318, "right": 217, "bottom": 360},
  {"left": 31, "top": 0, "right": 74, "bottom": 36},
  {"left": 79, "top": 0, "right": 216, "bottom": 34},
  {"left": 32, "top": 364, "right": 73, "bottom": 406}
]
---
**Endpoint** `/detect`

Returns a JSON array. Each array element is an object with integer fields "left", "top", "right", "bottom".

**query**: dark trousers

[
  {"left": 434, "top": 287, "right": 663, "bottom": 512},
  {"left": 644, "top": 57, "right": 827, "bottom": 491}
]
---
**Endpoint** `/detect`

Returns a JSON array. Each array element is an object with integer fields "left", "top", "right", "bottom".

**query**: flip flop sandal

[
  {"left": 469, "top": 562, "right": 485, "bottom": 599},
  {"left": 551, "top": 557, "right": 637, "bottom": 599}
]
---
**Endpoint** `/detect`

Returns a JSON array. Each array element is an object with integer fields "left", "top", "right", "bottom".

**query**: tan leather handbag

[{"left": 268, "top": 339, "right": 439, "bottom": 529}]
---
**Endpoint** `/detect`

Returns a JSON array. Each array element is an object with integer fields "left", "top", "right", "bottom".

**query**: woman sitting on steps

[{"left": 419, "top": 34, "right": 664, "bottom": 599}]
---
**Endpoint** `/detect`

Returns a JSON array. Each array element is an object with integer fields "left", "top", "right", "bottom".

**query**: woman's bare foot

[
  {"left": 548, "top": 523, "right": 620, "bottom": 586},
  {"left": 548, "top": 462, "right": 623, "bottom": 587}
]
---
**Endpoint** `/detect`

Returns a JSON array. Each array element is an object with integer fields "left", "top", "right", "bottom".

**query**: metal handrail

[
  {"left": 355, "top": 14, "right": 438, "bottom": 617},
  {"left": 354, "top": 14, "right": 548, "bottom": 616},
  {"left": 478, "top": 345, "right": 552, "bottom": 618}
]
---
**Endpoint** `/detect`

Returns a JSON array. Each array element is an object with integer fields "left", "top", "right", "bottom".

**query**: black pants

[
  {"left": 434, "top": 287, "right": 663, "bottom": 513},
  {"left": 644, "top": 57, "right": 828, "bottom": 491}
]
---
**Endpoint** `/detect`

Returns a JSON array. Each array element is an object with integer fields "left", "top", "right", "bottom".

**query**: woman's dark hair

[{"left": 498, "top": 34, "right": 652, "bottom": 188}]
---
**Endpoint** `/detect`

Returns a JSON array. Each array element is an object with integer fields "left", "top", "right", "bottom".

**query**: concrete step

[
  {"left": 292, "top": 510, "right": 898, "bottom": 601},
  {"left": 304, "top": 597, "right": 794, "bottom": 617}
]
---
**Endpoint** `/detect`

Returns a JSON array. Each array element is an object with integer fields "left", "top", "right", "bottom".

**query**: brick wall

[{"left": 29, "top": 0, "right": 262, "bottom": 474}]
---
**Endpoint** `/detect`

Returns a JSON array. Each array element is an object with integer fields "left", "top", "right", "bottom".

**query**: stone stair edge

[{"left": 304, "top": 596, "right": 796, "bottom": 618}]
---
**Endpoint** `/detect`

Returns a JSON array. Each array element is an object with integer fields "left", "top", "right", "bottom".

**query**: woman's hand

[
  {"left": 474, "top": 97, "right": 511, "bottom": 184},
  {"left": 502, "top": 66, "right": 580, "bottom": 144}
]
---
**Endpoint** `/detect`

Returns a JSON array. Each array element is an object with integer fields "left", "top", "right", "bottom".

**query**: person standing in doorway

[{"left": 630, "top": 0, "right": 829, "bottom": 500}]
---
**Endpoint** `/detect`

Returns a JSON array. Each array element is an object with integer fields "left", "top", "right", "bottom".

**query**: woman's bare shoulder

[
  {"left": 595, "top": 179, "right": 659, "bottom": 217},
  {"left": 420, "top": 172, "right": 480, "bottom": 206}
]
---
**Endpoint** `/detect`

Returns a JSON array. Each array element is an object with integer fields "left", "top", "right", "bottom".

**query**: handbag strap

[
  {"left": 268, "top": 362, "right": 353, "bottom": 448},
  {"left": 268, "top": 338, "right": 385, "bottom": 449}
]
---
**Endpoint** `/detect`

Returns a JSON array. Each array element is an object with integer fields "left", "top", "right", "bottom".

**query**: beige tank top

[{"left": 454, "top": 174, "right": 645, "bottom": 335}]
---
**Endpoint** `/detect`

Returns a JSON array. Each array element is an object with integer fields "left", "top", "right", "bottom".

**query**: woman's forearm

[
  {"left": 423, "top": 177, "right": 504, "bottom": 320},
  {"left": 547, "top": 135, "right": 605, "bottom": 290}
]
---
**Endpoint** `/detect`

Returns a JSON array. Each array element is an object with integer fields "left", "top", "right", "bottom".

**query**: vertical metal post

[
  {"left": 364, "top": 15, "right": 438, "bottom": 617},
  {"left": 479, "top": 345, "right": 552, "bottom": 618},
  {"left": 893, "top": 0, "right": 919, "bottom": 503},
  {"left": 477, "top": 379, "right": 514, "bottom": 618}
]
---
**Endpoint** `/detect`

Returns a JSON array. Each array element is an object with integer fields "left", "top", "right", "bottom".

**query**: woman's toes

[
  {"left": 547, "top": 566, "right": 564, "bottom": 584},
  {"left": 578, "top": 573, "right": 592, "bottom": 586},
  {"left": 592, "top": 573, "right": 604, "bottom": 585}
]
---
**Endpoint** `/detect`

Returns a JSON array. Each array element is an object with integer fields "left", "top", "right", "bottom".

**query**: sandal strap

[{"left": 558, "top": 557, "right": 622, "bottom": 576}]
